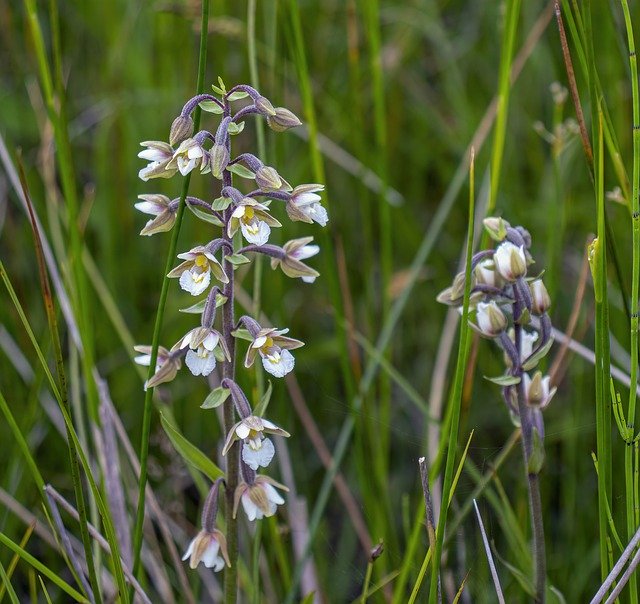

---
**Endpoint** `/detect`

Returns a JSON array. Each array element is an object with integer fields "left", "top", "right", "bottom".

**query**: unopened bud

[
  {"left": 255, "top": 96, "right": 276, "bottom": 116},
  {"left": 530, "top": 279, "right": 551, "bottom": 315},
  {"left": 493, "top": 241, "right": 527, "bottom": 281},
  {"left": 210, "top": 144, "right": 230, "bottom": 180},
  {"left": 169, "top": 115, "right": 194, "bottom": 146},
  {"left": 255, "top": 166, "right": 290, "bottom": 191},
  {"left": 475, "top": 301, "right": 507, "bottom": 337},
  {"left": 369, "top": 542, "right": 384, "bottom": 562},
  {"left": 267, "top": 107, "right": 302, "bottom": 132},
  {"left": 483, "top": 217, "right": 510, "bottom": 242},
  {"left": 523, "top": 371, "right": 556, "bottom": 409}
]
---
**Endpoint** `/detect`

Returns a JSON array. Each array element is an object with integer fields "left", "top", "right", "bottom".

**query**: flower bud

[
  {"left": 523, "top": 371, "right": 556, "bottom": 409},
  {"left": 267, "top": 107, "right": 302, "bottom": 132},
  {"left": 210, "top": 144, "right": 230, "bottom": 179},
  {"left": 169, "top": 114, "right": 194, "bottom": 146},
  {"left": 255, "top": 96, "right": 276, "bottom": 116},
  {"left": 530, "top": 279, "right": 551, "bottom": 315},
  {"left": 475, "top": 301, "right": 507, "bottom": 337},
  {"left": 483, "top": 217, "right": 510, "bottom": 242},
  {"left": 475, "top": 259, "right": 499, "bottom": 287},
  {"left": 493, "top": 241, "right": 527, "bottom": 281},
  {"left": 255, "top": 166, "right": 291, "bottom": 191}
]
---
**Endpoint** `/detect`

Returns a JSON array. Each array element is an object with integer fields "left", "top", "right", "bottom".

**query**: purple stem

[
  {"left": 232, "top": 105, "right": 260, "bottom": 123},
  {"left": 238, "top": 244, "right": 284, "bottom": 259},
  {"left": 181, "top": 94, "right": 224, "bottom": 116},
  {"left": 228, "top": 153, "right": 263, "bottom": 172}
]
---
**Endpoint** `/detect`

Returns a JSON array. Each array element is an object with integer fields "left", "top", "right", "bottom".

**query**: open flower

[
  {"left": 182, "top": 529, "right": 230, "bottom": 571},
  {"left": 271, "top": 237, "right": 320, "bottom": 283},
  {"left": 286, "top": 184, "right": 328, "bottom": 226},
  {"left": 166, "top": 138, "right": 207, "bottom": 176},
  {"left": 135, "top": 194, "right": 176, "bottom": 236},
  {"left": 222, "top": 415, "right": 290, "bottom": 470},
  {"left": 175, "top": 327, "right": 229, "bottom": 377},
  {"left": 168, "top": 246, "right": 228, "bottom": 296},
  {"left": 493, "top": 241, "right": 527, "bottom": 281},
  {"left": 138, "top": 141, "right": 178, "bottom": 181},
  {"left": 244, "top": 327, "right": 304, "bottom": 377},
  {"left": 228, "top": 199, "right": 281, "bottom": 246},
  {"left": 233, "top": 476, "right": 288, "bottom": 521},
  {"left": 134, "top": 345, "right": 182, "bottom": 390},
  {"left": 523, "top": 371, "right": 556, "bottom": 409}
]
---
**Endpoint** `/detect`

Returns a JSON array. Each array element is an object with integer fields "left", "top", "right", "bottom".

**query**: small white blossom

[
  {"left": 182, "top": 529, "right": 229, "bottom": 571},
  {"left": 475, "top": 259, "right": 499, "bottom": 288},
  {"left": 138, "top": 141, "right": 177, "bottom": 181},
  {"left": 168, "top": 246, "right": 228, "bottom": 296},
  {"left": 222, "top": 415, "right": 289, "bottom": 466},
  {"left": 271, "top": 237, "right": 320, "bottom": 283},
  {"left": 286, "top": 184, "right": 328, "bottom": 226},
  {"left": 135, "top": 194, "right": 176, "bottom": 236},
  {"left": 493, "top": 241, "right": 527, "bottom": 281},
  {"left": 523, "top": 371, "right": 556, "bottom": 409},
  {"left": 475, "top": 301, "right": 507, "bottom": 337},
  {"left": 176, "top": 327, "right": 229, "bottom": 378},
  {"left": 228, "top": 199, "right": 281, "bottom": 246},
  {"left": 242, "top": 438, "right": 275, "bottom": 470},
  {"left": 167, "top": 138, "right": 207, "bottom": 176},
  {"left": 245, "top": 327, "right": 304, "bottom": 378},
  {"left": 233, "top": 476, "right": 288, "bottom": 521},
  {"left": 134, "top": 345, "right": 181, "bottom": 390}
]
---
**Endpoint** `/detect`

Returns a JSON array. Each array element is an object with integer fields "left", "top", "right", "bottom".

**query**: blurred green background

[{"left": 1, "top": 0, "right": 639, "bottom": 601}]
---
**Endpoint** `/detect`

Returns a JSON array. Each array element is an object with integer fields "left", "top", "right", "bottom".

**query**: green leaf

[
  {"left": 199, "top": 100, "right": 223, "bottom": 114},
  {"left": 160, "top": 412, "right": 223, "bottom": 480},
  {"left": 227, "top": 91, "right": 249, "bottom": 101},
  {"left": 484, "top": 374, "right": 521, "bottom": 386},
  {"left": 228, "top": 163, "right": 255, "bottom": 179},
  {"left": 212, "top": 196, "right": 232, "bottom": 211},
  {"left": 231, "top": 328, "right": 253, "bottom": 342},
  {"left": 187, "top": 203, "right": 223, "bottom": 226},
  {"left": 225, "top": 253, "right": 251, "bottom": 266},
  {"left": 180, "top": 294, "right": 227, "bottom": 314},
  {"left": 228, "top": 121, "right": 245, "bottom": 136},
  {"left": 254, "top": 381, "right": 273, "bottom": 416},
  {"left": 522, "top": 337, "right": 554, "bottom": 371},
  {"left": 201, "top": 386, "right": 231, "bottom": 409}
]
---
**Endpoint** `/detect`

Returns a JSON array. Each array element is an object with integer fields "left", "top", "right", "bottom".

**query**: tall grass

[{"left": 2, "top": 0, "right": 640, "bottom": 601}]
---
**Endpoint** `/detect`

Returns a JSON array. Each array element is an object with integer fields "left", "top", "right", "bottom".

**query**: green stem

[{"left": 131, "top": 0, "right": 210, "bottom": 581}]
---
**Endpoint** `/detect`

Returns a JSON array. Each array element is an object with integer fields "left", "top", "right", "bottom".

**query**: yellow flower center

[{"left": 195, "top": 254, "right": 209, "bottom": 268}]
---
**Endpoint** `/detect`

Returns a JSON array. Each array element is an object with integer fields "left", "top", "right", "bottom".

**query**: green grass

[{"left": 2, "top": 0, "right": 640, "bottom": 601}]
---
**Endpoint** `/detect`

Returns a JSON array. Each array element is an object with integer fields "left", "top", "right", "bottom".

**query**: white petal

[
  {"left": 138, "top": 149, "right": 167, "bottom": 162},
  {"left": 212, "top": 556, "right": 225, "bottom": 572},
  {"left": 241, "top": 220, "right": 270, "bottom": 246},
  {"left": 252, "top": 335, "right": 268, "bottom": 349},
  {"left": 241, "top": 493, "right": 259, "bottom": 521},
  {"left": 301, "top": 275, "right": 317, "bottom": 284},
  {"left": 261, "top": 418, "right": 278, "bottom": 430},
  {"left": 264, "top": 483, "right": 285, "bottom": 506},
  {"left": 185, "top": 349, "right": 216, "bottom": 376},
  {"left": 134, "top": 201, "right": 162, "bottom": 215},
  {"left": 201, "top": 541, "right": 221, "bottom": 568},
  {"left": 310, "top": 204, "right": 329, "bottom": 226},
  {"left": 202, "top": 332, "right": 220, "bottom": 351},
  {"left": 242, "top": 438, "right": 275, "bottom": 470},
  {"left": 294, "top": 244, "right": 320, "bottom": 260},
  {"left": 296, "top": 192, "right": 322, "bottom": 206},
  {"left": 236, "top": 423, "right": 251, "bottom": 440},
  {"left": 134, "top": 354, "right": 152, "bottom": 366},
  {"left": 179, "top": 268, "right": 211, "bottom": 296},
  {"left": 182, "top": 538, "right": 195, "bottom": 561},
  {"left": 261, "top": 349, "right": 295, "bottom": 378}
]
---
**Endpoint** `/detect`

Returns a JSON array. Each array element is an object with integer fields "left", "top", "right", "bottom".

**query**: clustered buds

[
  {"left": 133, "top": 80, "right": 328, "bottom": 575},
  {"left": 437, "top": 217, "right": 556, "bottom": 443}
]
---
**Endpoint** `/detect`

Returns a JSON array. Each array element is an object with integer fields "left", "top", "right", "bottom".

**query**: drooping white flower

[
  {"left": 493, "top": 241, "right": 527, "bottom": 281},
  {"left": 175, "top": 327, "right": 229, "bottom": 378},
  {"left": 233, "top": 476, "right": 288, "bottom": 521},
  {"left": 244, "top": 327, "right": 304, "bottom": 378},
  {"left": 138, "top": 141, "right": 177, "bottom": 181},
  {"left": 271, "top": 237, "right": 320, "bottom": 283},
  {"left": 286, "top": 184, "right": 328, "bottom": 226},
  {"left": 182, "top": 529, "right": 229, "bottom": 571},
  {"left": 134, "top": 345, "right": 181, "bottom": 390},
  {"left": 520, "top": 330, "right": 539, "bottom": 360},
  {"left": 167, "top": 138, "right": 207, "bottom": 176},
  {"left": 167, "top": 246, "right": 228, "bottom": 296},
  {"left": 228, "top": 199, "right": 281, "bottom": 246},
  {"left": 222, "top": 415, "right": 289, "bottom": 469},
  {"left": 135, "top": 194, "right": 176, "bottom": 236}
]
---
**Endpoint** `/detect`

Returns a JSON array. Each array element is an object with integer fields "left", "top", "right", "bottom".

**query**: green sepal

[
  {"left": 231, "top": 328, "right": 253, "bottom": 341},
  {"left": 187, "top": 203, "right": 223, "bottom": 227},
  {"left": 228, "top": 163, "right": 255, "bottom": 179},
  {"left": 201, "top": 386, "right": 231, "bottom": 409},
  {"left": 225, "top": 253, "right": 251, "bottom": 266}
]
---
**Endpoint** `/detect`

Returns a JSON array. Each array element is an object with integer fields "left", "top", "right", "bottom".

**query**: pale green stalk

[{"left": 428, "top": 152, "right": 475, "bottom": 603}]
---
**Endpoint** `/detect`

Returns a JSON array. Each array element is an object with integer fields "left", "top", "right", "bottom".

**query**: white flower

[
  {"left": 245, "top": 327, "right": 304, "bottom": 378},
  {"left": 167, "top": 138, "right": 206, "bottom": 176},
  {"left": 138, "top": 141, "right": 177, "bottom": 181},
  {"left": 520, "top": 330, "right": 538, "bottom": 360},
  {"left": 135, "top": 194, "right": 176, "bottom": 236},
  {"left": 262, "top": 348, "right": 295, "bottom": 377},
  {"left": 167, "top": 246, "right": 228, "bottom": 296},
  {"left": 176, "top": 327, "right": 229, "bottom": 378},
  {"left": 233, "top": 476, "right": 288, "bottom": 521},
  {"left": 228, "top": 199, "right": 281, "bottom": 246},
  {"left": 271, "top": 237, "right": 320, "bottom": 283},
  {"left": 134, "top": 345, "right": 181, "bottom": 390},
  {"left": 222, "top": 415, "right": 289, "bottom": 466},
  {"left": 475, "top": 301, "right": 507, "bottom": 337},
  {"left": 493, "top": 241, "right": 527, "bottom": 281},
  {"left": 474, "top": 258, "right": 499, "bottom": 288},
  {"left": 242, "top": 438, "right": 275, "bottom": 470},
  {"left": 286, "top": 184, "right": 328, "bottom": 226},
  {"left": 523, "top": 371, "right": 556, "bottom": 409},
  {"left": 182, "top": 529, "right": 229, "bottom": 571}
]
